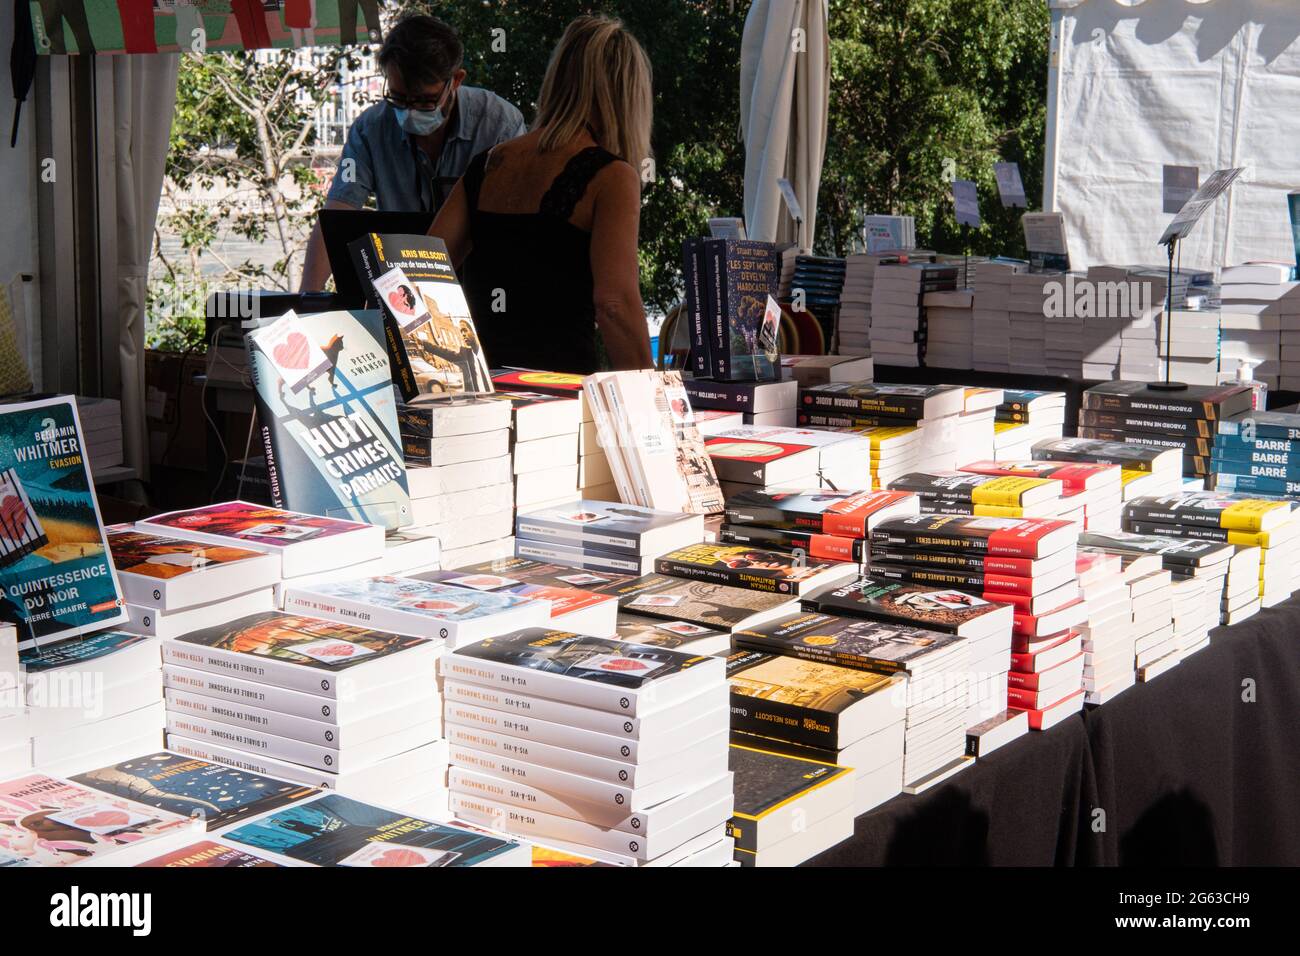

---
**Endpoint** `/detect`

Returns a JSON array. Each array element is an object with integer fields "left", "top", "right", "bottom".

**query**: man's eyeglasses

[{"left": 382, "top": 83, "right": 451, "bottom": 113}]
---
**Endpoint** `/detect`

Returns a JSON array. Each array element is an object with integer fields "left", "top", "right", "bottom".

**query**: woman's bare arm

[
  {"left": 429, "top": 178, "right": 473, "bottom": 269},
  {"left": 589, "top": 161, "right": 652, "bottom": 370}
]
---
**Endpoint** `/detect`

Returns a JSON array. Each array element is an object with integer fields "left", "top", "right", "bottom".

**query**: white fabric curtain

[
  {"left": 740, "top": 0, "right": 829, "bottom": 252},
  {"left": 1046, "top": 0, "right": 1300, "bottom": 272},
  {"left": 111, "top": 54, "right": 179, "bottom": 479}
]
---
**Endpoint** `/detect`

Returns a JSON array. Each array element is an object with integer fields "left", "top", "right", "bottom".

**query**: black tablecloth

[{"left": 807, "top": 596, "right": 1300, "bottom": 867}]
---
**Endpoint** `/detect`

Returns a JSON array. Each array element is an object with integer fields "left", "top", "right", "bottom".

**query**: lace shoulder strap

[{"left": 539, "top": 146, "right": 620, "bottom": 220}]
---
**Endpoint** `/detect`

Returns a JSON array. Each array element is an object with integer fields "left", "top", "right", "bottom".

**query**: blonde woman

[{"left": 430, "top": 15, "right": 654, "bottom": 373}]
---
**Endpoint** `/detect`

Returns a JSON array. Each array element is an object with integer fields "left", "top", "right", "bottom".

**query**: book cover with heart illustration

[
  {"left": 0, "top": 772, "right": 191, "bottom": 866},
  {"left": 220, "top": 792, "right": 526, "bottom": 867},
  {"left": 247, "top": 309, "right": 411, "bottom": 531},
  {"left": 0, "top": 395, "right": 127, "bottom": 648},
  {"left": 349, "top": 233, "right": 494, "bottom": 400}
]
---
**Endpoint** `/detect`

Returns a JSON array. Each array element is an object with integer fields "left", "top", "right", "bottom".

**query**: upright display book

[
  {"left": 164, "top": 612, "right": 439, "bottom": 698},
  {"left": 598, "top": 573, "right": 799, "bottom": 632},
  {"left": 348, "top": 233, "right": 493, "bottom": 400},
  {"left": 654, "top": 542, "right": 857, "bottom": 596},
  {"left": 702, "top": 238, "right": 781, "bottom": 381},
  {"left": 105, "top": 526, "right": 278, "bottom": 611},
  {"left": 869, "top": 514, "right": 1076, "bottom": 559},
  {"left": 1031, "top": 437, "right": 1180, "bottom": 473},
  {"left": 246, "top": 309, "right": 410, "bottom": 530},
  {"left": 515, "top": 501, "right": 704, "bottom": 556},
  {"left": 725, "top": 489, "right": 918, "bottom": 539},
  {"left": 0, "top": 773, "right": 191, "bottom": 866},
  {"left": 734, "top": 609, "right": 964, "bottom": 674},
  {"left": 726, "top": 649, "right": 900, "bottom": 749},
  {"left": 0, "top": 395, "right": 126, "bottom": 647},
  {"left": 585, "top": 370, "right": 725, "bottom": 515},
  {"left": 1123, "top": 493, "right": 1292, "bottom": 533},
  {"left": 1082, "top": 382, "right": 1253, "bottom": 420},
  {"left": 445, "top": 629, "right": 725, "bottom": 716},
  {"left": 282, "top": 575, "right": 549, "bottom": 648},
  {"left": 798, "top": 383, "right": 965, "bottom": 420},
  {"left": 221, "top": 792, "right": 527, "bottom": 867},
  {"left": 683, "top": 238, "right": 712, "bottom": 377},
  {"left": 71, "top": 752, "right": 317, "bottom": 831},
  {"left": 137, "top": 501, "right": 385, "bottom": 579},
  {"left": 799, "top": 576, "right": 1013, "bottom": 639}
]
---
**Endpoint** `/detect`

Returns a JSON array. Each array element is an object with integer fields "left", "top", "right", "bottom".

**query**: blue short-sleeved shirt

[{"left": 327, "top": 85, "right": 527, "bottom": 213}]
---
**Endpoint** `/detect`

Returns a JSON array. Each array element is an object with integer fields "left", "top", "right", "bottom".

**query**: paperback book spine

[
  {"left": 705, "top": 239, "right": 730, "bottom": 379},
  {"left": 164, "top": 688, "right": 351, "bottom": 749},
  {"left": 448, "top": 742, "right": 641, "bottom": 812},
  {"left": 441, "top": 679, "right": 656, "bottom": 738},
  {"left": 1079, "top": 410, "right": 1213, "bottom": 438},
  {"left": 444, "top": 699, "right": 662, "bottom": 763},
  {"left": 1079, "top": 427, "right": 1209, "bottom": 456},
  {"left": 444, "top": 722, "right": 675, "bottom": 787},
  {"left": 161, "top": 641, "right": 345, "bottom": 699},
  {"left": 728, "top": 691, "right": 843, "bottom": 749},
  {"left": 164, "top": 712, "right": 344, "bottom": 773},
  {"left": 867, "top": 547, "right": 1037, "bottom": 577},
  {"left": 685, "top": 238, "right": 712, "bottom": 377},
  {"left": 440, "top": 653, "right": 652, "bottom": 716},
  {"left": 447, "top": 766, "right": 639, "bottom": 831},
  {"left": 867, "top": 561, "right": 1034, "bottom": 596},
  {"left": 799, "top": 391, "right": 926, "bottom": 418},
  {"left": 245, "top": 348, "right": 287, "bottom": 510},
  {"left": 731, "top": 637, "right": 907, "bottom": 675}
]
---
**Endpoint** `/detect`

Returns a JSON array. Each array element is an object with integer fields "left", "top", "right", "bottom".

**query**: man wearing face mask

[{"left": 299, "top": 14, "right": 526, "bottom": 292}]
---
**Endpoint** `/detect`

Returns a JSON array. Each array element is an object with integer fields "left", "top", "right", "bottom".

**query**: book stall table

[{"left": 807, "top": 594, "right": 1300, "bottom": 867}]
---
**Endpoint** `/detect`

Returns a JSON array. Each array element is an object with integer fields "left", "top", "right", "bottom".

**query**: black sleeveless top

[{"left": 461, "top": 145, "right": 619, "bottom": 374}]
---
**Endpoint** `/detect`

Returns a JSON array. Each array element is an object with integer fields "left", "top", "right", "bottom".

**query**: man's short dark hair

[{"left": 378, "top": 15, "right": 465, "bottom": 89}]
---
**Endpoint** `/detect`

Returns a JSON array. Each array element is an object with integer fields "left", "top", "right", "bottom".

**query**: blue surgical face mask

[{"left": 395, "top": 105, "right": 446, "bottom": 137}]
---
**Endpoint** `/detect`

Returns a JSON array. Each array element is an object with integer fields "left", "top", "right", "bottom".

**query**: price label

[{"left": 994, "top": 162, "right": 1027, "bottom": 208}]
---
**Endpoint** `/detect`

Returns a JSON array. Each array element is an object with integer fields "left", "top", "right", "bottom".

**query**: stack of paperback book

[
  {"left": 704, "top": 425, "right": 875, "bottom": 491},
  {"left": 0, "top": 626, "right": 24, "bottom": 779},
  {"left": 969, "top": 258, "right": 1028, "bottom": 372},
  {"left": 1213, "top": 409, "right": 1300, "bottom": 498},
  {"left": 685, "top": 378, "right": 799, "bottom": 428},
  {"left": 781, "top": 354, "right": 874, "bottom": 388},
  {"left": 797, "top": 382, "right": 972, "bottom": 479},
  {"left": 1216, "top": 269, "right": 1300, "bottom": 388},
  {"left": 397, "top": 395, "right": 516, "bottom": 564},
  {"left": 19, "top": 631, "right": 164, "bottom": 777},
  {"left": 887, "top": 471, "right": 1078, "bottom": 522},
  {"left": 162, "top": 611, "right": 446, "bottom": 809},
  {"left": 514, "top": 500, "right": 704, "bottom": 575},
  {"left": 477, "top": 390, "right": 582, "bottom": 514},
  {"left": 585, "top": 370, "right": 725, "bottom": 515},
  {"left": 107, "top": 526, "right": 276, "bottom": 641},
  {"left": 442, "top": 630, "right": 734, "bottom": 866},
  {"left": 839, "top": 251, "right": 920, "bottom": 357},
  {"left": 922, "top": 289, "right": 975, "bottom": 369},
  {"left": 993, "top": 390, "right": 1066, "bottom": 460},
  {"left": 136, "top": 501, "right": 387, "bottom": 597},
  {"left": 726, "top": 743, "right": 856, "bottom": 866},
  {"left": 703, "top": 432, "right": 823, "bottom": 498},
  {"left": 790, "top": 255, "right": 846, "bottom": 344},
  {"left": 491, "top": 370, "right": 618, "bottom": 502},
  {"left": 1079, "top": 382, "right": 1255, "bottom": 483},
  {"left": 75, "top": 396, "right": 124, "bottom": 476},
  {"left": 1126, "top": 565, "right": 1179, "bottom": 681},
  {"left": 869, "top": 262, "right": 959, "bottom": 367},
  {"left": 0, "top": 771, "right": 200, "bottom": 866},
  {"left": 415, "top": 558, "right": 621, "bottom": 637},
  {"left": 958, "top": 459, "right": 1122, "bottom": 531},
  {"left": 1156, "top": 307, "right": 1221, "bottom": 386},
  {"left": 958, "top": 388, "right": 1004, "bottom": 462},
  {"left": 1121, "top": 492, "right": 1298, "bottom": 616},
  {"left": 1031, "top": 436, "right": 1184, "bottom": 502},
  {"left": 864, "top": 514, "right": 1084, "bottom": 731},
  {"left": 726, "top": 627, "right": 906, "bottom": 813},
  {"left": 1070, "top": 549, "right": 1134, "bottom": 704},
  {"left": 720, "top": 488, "right": 919, "bottom": 566},
  {"left": 760, "top": 583, "right": 978, "bottom": 790}
]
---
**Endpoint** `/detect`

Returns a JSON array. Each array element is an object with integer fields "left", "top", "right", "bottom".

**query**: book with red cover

[
  {"left": 491, "top": 369, "right": 584, "bottom": 397},
  {"left": 1012, "top": 601, "right": 1088, "bottom": 639},
  {"left": 719, "top": 523, "right": 867, "bottom": 563},
  {"left": 1006, "top": 652, "right": 1085, "bottom": 692},
  {"left": 865, "top": 546, "right": 1068, "bottom": 579},
  {"left": 724, "top": 489, "right": 918, "bottom": 539},
  {"left": 958, "top": 459, "right": 1120, "bottom": 493},
  {"left": 1010, "top": 630, "right": 1082, "bottom": 671},
  {"left": 870, "top": 514, "right": 1075, "bottom": 559},
  {"left": 1011, "top": 689, "right": 1085, "bottom": 731},
  {"left": 704, "top": 437, "right": 820, "bottom": 486},
  {"left": 866, "top": 561, "right": 1070, "bottom": 599}
]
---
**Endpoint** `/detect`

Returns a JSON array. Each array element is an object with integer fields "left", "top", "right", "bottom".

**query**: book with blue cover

[
  {"left": 246, "top": 309, "right": 410, "bottom": 531},
  {"left": 220, "top": 792, "right": 528, "bottom": 866},
  {"left": 71, "top": 751, "right": 317, "bottom": 831},
  {"left": 0, "top": 395, "right": 126, "bottom": 648}
]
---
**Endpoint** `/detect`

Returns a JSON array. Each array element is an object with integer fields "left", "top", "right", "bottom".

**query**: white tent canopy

[{"left": 1045, "top": 0, "right": 1300, "bottom": 273}]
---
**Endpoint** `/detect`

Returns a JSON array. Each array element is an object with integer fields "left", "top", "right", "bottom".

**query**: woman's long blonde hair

[{"left": 533, "top": 15, "right": 653, "bottom": 169}]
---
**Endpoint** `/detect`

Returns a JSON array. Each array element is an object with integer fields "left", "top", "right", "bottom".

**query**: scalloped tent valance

[{"left": 1045, "top": 0, "right": 1300, "bottom": 271}]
